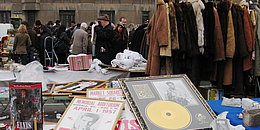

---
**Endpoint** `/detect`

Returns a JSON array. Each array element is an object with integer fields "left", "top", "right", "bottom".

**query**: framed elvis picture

[
  {"left": 9, "top": 82, "right": 43, "bottom": 130},
  {"left": 58, "top": 79, "right": 107, "bottom": 94},
  {"left": 87, "top": 88, "right": 140, "bottom": 130},
  {"left": 118, "top": 75, "right": 216, "bottom": 130},
  {"left": 55, "top": 97, "right": 125, "bottom": 130}
]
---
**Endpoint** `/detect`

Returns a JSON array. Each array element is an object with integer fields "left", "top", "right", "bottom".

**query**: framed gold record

[
  {"left": 118, "top": 74, "right": 216, "bottom": 130},
  {"left": 146, "top": 100, "right": 191, "bottom": 130}
]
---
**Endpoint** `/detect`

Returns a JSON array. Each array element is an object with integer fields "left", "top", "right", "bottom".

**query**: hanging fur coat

[{"left": 146, "top": 0, "right": 169, "bottom": 76}]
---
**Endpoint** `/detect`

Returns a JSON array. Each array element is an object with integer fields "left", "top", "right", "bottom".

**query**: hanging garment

[
  {"left": 255, "top": 6, "right": 260, "bottom": 76},
  {"left": 188, "top": 0, "right": 205, "bottom": 50},
  {"left": 243, "top": 7, "right": 255, "bottom": 71},
  {"left": 146, "top": 0, "right": 169, "bottom": 76}
]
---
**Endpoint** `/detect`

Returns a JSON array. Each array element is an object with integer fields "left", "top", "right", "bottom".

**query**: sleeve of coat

[
  {"left": 156, "top": 4, "right": 169, "bottom": 47},
  {"left": 27, "top": 34, "right": 32, "bottom": 48},
  {"left": 82, "top": 33, "right": 89, "bottom": 54}
]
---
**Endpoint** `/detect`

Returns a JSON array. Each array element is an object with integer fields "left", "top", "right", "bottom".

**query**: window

[
  {"left": 100, "top": 10, "right": 115, "bottom": 24},
  {"left": 59, "top": 10, "right": 75, "bottom": 27},
  {"left": 0, "top": 11, "right": 11, "bottom": 23},
  {"left": 142, "top": 11, "right": 150, "bottom": 24}
]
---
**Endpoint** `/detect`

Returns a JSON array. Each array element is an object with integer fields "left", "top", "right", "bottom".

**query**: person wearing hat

[
  {"left": 71, "top": 22, "right": 89, "bottom": 54},
  {"left": 94, "top": 14, "right": 116, "bottom": 65}
]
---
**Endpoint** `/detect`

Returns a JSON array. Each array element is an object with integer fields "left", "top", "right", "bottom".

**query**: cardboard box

[{"left": 68, "top": 54, "right": 92, "bottom": 71}]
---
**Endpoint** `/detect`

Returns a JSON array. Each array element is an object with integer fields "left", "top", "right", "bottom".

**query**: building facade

[{"left": 0, "top": 0, "right": 155, "bottom": 27}]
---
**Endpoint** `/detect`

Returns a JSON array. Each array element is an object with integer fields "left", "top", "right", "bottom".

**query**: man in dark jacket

[{"left": 94, "top": 14, "right": 115, "bottom": 65}]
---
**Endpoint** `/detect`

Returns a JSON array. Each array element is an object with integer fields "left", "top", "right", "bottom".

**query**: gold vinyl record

[{"left": 146, "top": 100, "right": 191, "bottom": 130}]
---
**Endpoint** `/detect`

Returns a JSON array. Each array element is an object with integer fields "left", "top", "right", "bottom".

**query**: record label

[{"left": 146, "top": 100, "right": 191, "bottom": 129}]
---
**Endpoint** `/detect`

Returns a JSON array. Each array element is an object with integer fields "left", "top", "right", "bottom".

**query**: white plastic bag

[{"left": 15, "top": 61, "right": 48, "bottom": 91}]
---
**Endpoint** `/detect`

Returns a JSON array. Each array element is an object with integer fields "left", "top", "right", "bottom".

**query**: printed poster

[
  {"left": 55, "top": 97, "right": 124, "bottom": 130},
  {"left": 87, "top": 89, "right": 140, "bottom": 130},
  {"left": 9, "top": 82, "right": 43, "bottom": 130}
]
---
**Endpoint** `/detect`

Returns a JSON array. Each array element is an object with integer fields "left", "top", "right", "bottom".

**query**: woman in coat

[
  {"left": 113, "top": 23, "right": 128, "bottom": 55},
  {"left": 13, "top": 24, "right": 32, "bottom": 65}
]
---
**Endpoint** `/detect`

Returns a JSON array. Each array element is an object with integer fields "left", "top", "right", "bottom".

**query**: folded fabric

[
  {"left": 111, "top": 59, "right": 135, "bottom": 69},
  {"left": 111, "top": 49, "right": 147, "bottom": 69},
  {"left": 88, "top": 59, "right": 102, "bottom": 73}
]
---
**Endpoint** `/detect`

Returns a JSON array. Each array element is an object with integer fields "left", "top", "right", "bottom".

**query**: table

[{"left": 207, "top": 98, "right": 260, "bottom": 130}]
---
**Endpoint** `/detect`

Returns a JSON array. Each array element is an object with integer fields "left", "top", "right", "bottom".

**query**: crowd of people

[{"left": 12, "top": 14, "right": 130, "bottom": 66}]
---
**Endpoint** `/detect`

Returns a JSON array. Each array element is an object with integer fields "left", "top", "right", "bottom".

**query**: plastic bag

[{"left": 15, "top": 61, "right": 49, "bottom": 91}]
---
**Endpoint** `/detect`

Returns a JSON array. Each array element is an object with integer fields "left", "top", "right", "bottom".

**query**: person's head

[
  {"left": 55, "top": 20, "right": 61, "bottom": 25},
  {"left": 17, "top": 24, "right": 28, "bottom": 33},
  {"left": 21, "top": 21, "right": 29, "bottom": 28},
  {"left": 81, "top": 113, "right": 99, "bottom": 127},
  {"left": 35, "top": 20, "right": 42, "bottom": 28},
  {"left": 166, "top": 82, "right": 175, "bottom": 89},
  {"left": 115, "top": 23, "right": 124, "bottom": 33},
  {"left": 119, "top": 17, "right": 127, "bottom": 25},
  {"left": 21, "top": 89, "right": 26, "bottom": 97},
  {"left": 59, "top": 24, "right": 66, "bottom": 32},
  {"left": 47, "top": 21, "right": 54, "bottom": 28},
  {"left": 97, "top": 14, "right": 110, "bottom": 27},
  {"left": 71, "top": 20, "right": 76, "bottom": 27},
  {"left": 80, "top": 22, "right": 88, "bottom": 31}
]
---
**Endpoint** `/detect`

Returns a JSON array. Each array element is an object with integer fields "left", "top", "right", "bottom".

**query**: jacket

[
  {"left": 146, "top": 0, "right": 169, "bottom": 75},
  {"left": 13, "top": 33, "right": 32, "bottom": 54},
  {"left": 255, "top": 6, "right": 260, "bottom": 76},
  {"left": 243, "top": 7, "right": 255, "bottom": 71},
  {"left": 188, "top": 0, "right": 205, "bottom": 48},
  {"left": 95, "top": 23, "right": 115, "bottom": 65},
  {"left": 71, "top": 28, "right": 88, "bottom": 55}
]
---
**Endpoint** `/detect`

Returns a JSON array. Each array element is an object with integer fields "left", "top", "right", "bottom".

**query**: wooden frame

[
  {"left": 118, "top": 74, "right": 216, "bottom": 130},
  {"left": 58, "top": 79, "right": 107, "bottom": 94},
  {"left": 51, "top": 82, "right": 72, "bottom": 96},
  {"left": 55, "top": 97, "right": 125, "bottom": 130},
  {"left": 42, "top": 83, "right": 55, "bottom": 96}
]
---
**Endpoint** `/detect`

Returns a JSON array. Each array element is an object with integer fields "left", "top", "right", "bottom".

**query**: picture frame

[
  {"left": 55, "top": 97, "right": 125, "bottom": 130},
  {"left": 58, "top": 79, "right": 107, "bottom": 94},
  {"left": 118, "top": 74, "right": 216, "bottom": 130},
  {"left": 52, "top": 82, "right": 72, "bottom": 96},
  {"left": 87, "top": 88, "right": 140, "bottom": 130},
  {"left": 42, "top": 83, "right": 55, "bottom": 96},
  {"left": 9, "top": 82, "right": 43, "bottom": 130}
]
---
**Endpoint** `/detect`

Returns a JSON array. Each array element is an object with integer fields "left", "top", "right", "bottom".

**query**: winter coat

[
  {"left": 13, "top": 33, "right": 32, "bottom": 54},
  {"left": 55, "top": 32, "right": 70, "bottom": 54},
  {"left": 71, "top": 29, "right": 88, "bottom": 55},
  {"left": 181, "top": 2, "right": 199, "bottom": 58},
  {"left": 243, "top": 7, "right": 255, "bottom": 71},
  {"left": 146, "top": 0, "right": 169, "bottom": 76},
  {"left": 255, "top": 6, "right": 260, "bottom": 76},
  {"left": 95, "top": 23, "right": 115, "bottom": 65},
  {"left": 213, "top": 7, "right": 225, "bottom": 61},
  {"left": 188, "top": 0, "right": 205, "bottom": 48}
]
